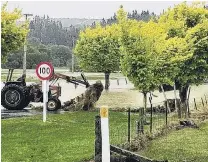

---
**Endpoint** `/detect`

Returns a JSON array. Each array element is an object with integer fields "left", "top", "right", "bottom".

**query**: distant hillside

[{"left": 51, "top": 18, "right": 101, "bottom": 28}]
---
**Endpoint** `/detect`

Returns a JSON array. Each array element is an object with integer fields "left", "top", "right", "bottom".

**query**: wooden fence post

[
  {"left": 141, "top": 108, "right": 144, "bottom": 134},
  {"left": 128, "top": 108, "right": 131, "bottom": 142},
  {"left": 194, "top": 98, "right": 197, "bottom": 110},
  {"left": 95, "top": 115, "right": 102, "bottom": 162},
  {"left": 165, "top": 101, "right": 168, "bottom": 127},
  {"left": 149, "top": 97, "right": 153, "bottom": 133},
  {"left": 161, "top": 85, "right": 171, "bottom": 113},
  {"left": 201, "top": 97, "right": 205, "bottom": 107},
  {"left": 205, "top": 95, "right": 207, "bottom": 105},
  {"left": 125, "top": 78, "right": 128, "bottom": 84}
]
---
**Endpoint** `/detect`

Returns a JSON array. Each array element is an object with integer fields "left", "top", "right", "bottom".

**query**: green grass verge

[
  {"left": 139, "top": 121, "right": 208, "bottom": 162},
  {"left": 2, "top": 111, "right": 137, "bottom": 162}
]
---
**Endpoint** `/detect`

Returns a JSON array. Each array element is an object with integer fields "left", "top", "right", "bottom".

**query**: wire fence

[{"left": 108, "top": 94, "right": 208, "bottom": 155}]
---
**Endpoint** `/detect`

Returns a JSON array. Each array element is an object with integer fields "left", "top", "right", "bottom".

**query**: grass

[
  {"left": 96, "top": 90, "right": 139, "bottom": 109},
  {"left": 139, "top": 121, "right": 208, "bottom": 162},
  {"left": 1, "top": 111, "right": 137, "bottom": 162}
]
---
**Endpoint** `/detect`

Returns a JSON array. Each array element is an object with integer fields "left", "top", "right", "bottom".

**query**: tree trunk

[
  {"left": 173, "top": 84, "right": 178, "bottom": 113},
  {"left": 160, "top": 85, "right": 171, "bottom": 113},
  {"left": 143, "top": 92, "right": 147, "bottom": 111},
  {"left": 143, "top": 92, "right": 148, "bottom": 124},
  {"left": 179, "top": 84, "right": 189, "bottom": 118},
  {"left": 104, "top": 72, "right": 110, "bottom": 90}
]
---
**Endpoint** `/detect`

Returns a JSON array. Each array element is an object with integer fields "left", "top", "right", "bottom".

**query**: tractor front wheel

[{"left": 47, "top": 98, "right": 61, "bottom": 111}]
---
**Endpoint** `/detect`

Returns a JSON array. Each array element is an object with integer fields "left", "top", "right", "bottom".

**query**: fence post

[
  {"left": 205, "top": 95, "right": 207, "bottom": 105},
  {"left": 141, "top": 108, "right": 144, "bottom": 134},
  {"left": 128, "top": 108, "right": 131, "bottom": 143},
  {"left": 149, "top": 97, "right": 153, "bottom": 133},
  {"left": 201, "top": 97, "right": 205, "bottom": 107},
  {"left": 194, "top": 98, "right": 197, "bottom": 110},
  {"left": 138, "top": 108, "right": 144, "bottom": 134},
  {"left": 95, "top": 115, "right": 102, "bottom": 162},
  {"left": 165, "top": 101, "right": 168, "bottom": 127},
  {"left": 136, "top": 120, "right": 139, "bottom": 134},
  {"left": 187, "top": 87, "right": 191, "bottom": 118},
  {"left": 100, "top": 106, "right": 110, "bottom": 162},
  {"left": 117, "top": 79, "right": 119, "bottom": 85}
]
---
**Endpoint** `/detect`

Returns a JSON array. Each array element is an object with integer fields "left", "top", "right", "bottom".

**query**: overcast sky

[{"left": 5, "top": 1, "right": 186, "bottom": 19}]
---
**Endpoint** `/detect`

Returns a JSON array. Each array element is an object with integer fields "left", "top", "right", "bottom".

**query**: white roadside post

[
  {"left": 42, "top": 80, "right": 47, "bottom": 122},
  {"left": 100, "top": 106, "right": 110, "bottom": 162},
  {"left": 36, "top": 62, "right": 54, "bottom": 122}
]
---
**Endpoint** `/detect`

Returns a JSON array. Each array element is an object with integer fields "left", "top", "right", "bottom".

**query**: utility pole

[
  {"left": 23, "top": 13, "right": 33, "bottom": 76},
  {"left": 72, "top": 36, "right": 75, "bottom": 73}
]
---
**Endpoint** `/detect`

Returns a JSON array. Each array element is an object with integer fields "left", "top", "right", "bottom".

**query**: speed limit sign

[
  {"left": 36, "top": 62, "right": 54, "bottom": 80},
  {"left": 36, "top": 62, "right": 54, "bottom": 122}
]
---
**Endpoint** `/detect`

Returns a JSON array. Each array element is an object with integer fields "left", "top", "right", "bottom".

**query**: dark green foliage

[{"left": 99, "top": 9, "right": 156, "bottom": 27}]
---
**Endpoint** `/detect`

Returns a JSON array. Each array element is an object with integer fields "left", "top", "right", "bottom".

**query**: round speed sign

[{"left": 36, "top": 62, "right": 54, "bottom": 80}]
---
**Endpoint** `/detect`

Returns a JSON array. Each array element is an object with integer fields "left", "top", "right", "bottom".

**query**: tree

[
  {"left": 117, "top": 3, "right": 207, "bottom": 114},
  {"left": 74, "top": 24, "right": 121, "bottom": 90},
  {"left": 1, "top": 2, "right": 29, "bottom": 62},
  {"left": 117, "top": 6, "right": 168, "bottom": 110},
  {"left": 157, "top": 2, "right": 208, "bottom": 117},
  {"left": 2, "top": 52, "right": 23, "bottom": 69},
  {"left": 49, "top": 45, "right": 72, "bottom": 67},
  {"left": 2, "top": 42, "right": 51, "bottom": 69}
]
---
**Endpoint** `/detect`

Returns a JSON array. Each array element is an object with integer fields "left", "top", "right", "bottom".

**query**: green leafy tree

[
  {"left": 74, "top": 24, "right": 121, "bottom": 90},
  {"left": 117, "top": 3, "right": 208, "bottom": 115},
  {"left": 49, "top": 45, "right": 71, "bottom": 67},
  {"left": 117, "top": 6, "right": 167, "bottom": 110},
  {"left": 157, "top": 2, "right": 208, "bottom": 117},
  {"left": 1, "top": 3, "right": 29, "bottom": 62}
]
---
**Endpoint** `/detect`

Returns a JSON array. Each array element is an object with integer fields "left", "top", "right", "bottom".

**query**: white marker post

[
  {"left": 100, "top": 106, "right": 110, "bottom": 162},
  {"left": 36, "top": 62, "right": 54, "bottom": 122},
  {"left": 42, "top": 80, "right": 47, "bottom": 122}
]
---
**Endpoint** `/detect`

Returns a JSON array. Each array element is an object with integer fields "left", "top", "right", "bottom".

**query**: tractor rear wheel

[
  {"left": 1, "top": 84, "right": 28, "bottom": 110},
  {"left": 47, "top": 98, "right": 61, "bottom": 111}
]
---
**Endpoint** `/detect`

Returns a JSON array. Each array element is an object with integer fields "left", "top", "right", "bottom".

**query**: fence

[
  {"left": 95, "top": 115, "right": 168, "bottom": 162},
  {"left": 99, "top": 94, "right": 208, "bottom": 161}
]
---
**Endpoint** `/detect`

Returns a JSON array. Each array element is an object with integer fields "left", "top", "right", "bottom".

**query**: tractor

[{"left": 1, "top": 69, "right": 94, "bottom": 111}]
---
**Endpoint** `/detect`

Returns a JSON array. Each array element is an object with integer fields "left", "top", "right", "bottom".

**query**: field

[
  {"left": 1, "top": 69, "right": 208, "bottom": 162},
  {"left": 139, "top": 122, "right": 208, "bottom": 162},
  {"left": 1, "top": 111, "right": 137, "bottom": 162}
]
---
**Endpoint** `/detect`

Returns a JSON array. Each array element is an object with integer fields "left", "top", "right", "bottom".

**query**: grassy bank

[
  {"left": 2, "top": 111, "right": 137, "bottom": 162},
  {"left": 139, "top": 121, "right": 208, "bottom": 162}
]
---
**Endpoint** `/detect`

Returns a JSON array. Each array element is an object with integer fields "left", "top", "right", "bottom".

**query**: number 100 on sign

[{"left": 39, "top": 66, "right": 50, "bottom": 75}]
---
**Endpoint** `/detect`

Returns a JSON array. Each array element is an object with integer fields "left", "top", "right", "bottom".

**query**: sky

[{"left": 3, "top": 1, "right": 188, "bottom": 19}]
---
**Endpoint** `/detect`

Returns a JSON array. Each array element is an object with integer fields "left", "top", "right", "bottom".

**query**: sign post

[
  {"left": 100, "top": 106, "right": 110, "bottom": 162},
  {"left": 36, "top": 62, "right": 54, "bottom": 122}
]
